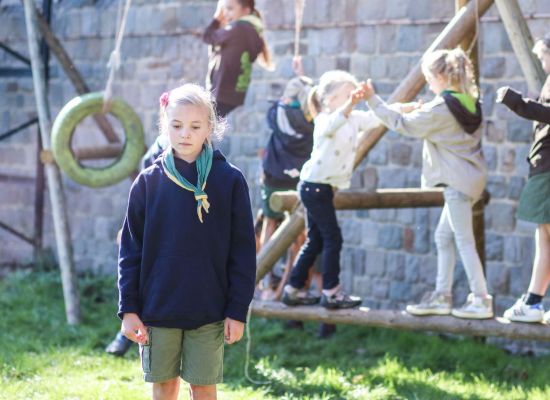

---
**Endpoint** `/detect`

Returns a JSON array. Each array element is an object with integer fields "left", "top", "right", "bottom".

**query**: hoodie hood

[
  {"left": 237, "top": 15, "right": 264, "bottom": 35},
  {"left": 441, "top": 90, "right": 482, "bottom": 134},
  {"left": 153, "top": 148, "right": 226, "bottom": 168}
]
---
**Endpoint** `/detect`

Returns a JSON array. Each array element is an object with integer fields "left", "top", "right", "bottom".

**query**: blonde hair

[
  {"left": 422, "top": 48, "right": 479, "bottom": 98},
  {"left": 307, "top": 70, "right": 359, "bottom": 117},
  {"left": 158, "top": 83, "right": 226, "bottom": 142}
]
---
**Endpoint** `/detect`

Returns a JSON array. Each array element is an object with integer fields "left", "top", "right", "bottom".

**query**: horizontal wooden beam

[
  {"left": 270, "top": 189, "right": 490, "bottom": 213},
  {"left": 251, "top": 300, "right": 550, "bottom": 342},
  {"left": 73, "top": 144, "right": 124, "bottom": 160}
]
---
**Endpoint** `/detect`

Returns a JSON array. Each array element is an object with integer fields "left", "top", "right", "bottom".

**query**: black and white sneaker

[
  {"left": 281, "top": 285, "right": 321, "bottom": 306},
  {"left": 320, "top": 290, "right": 362, "bottom": 309}
]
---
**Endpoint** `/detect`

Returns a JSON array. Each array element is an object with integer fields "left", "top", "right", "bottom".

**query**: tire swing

[
  {"left": 51, "top": 92, "right": 144, "bottom": 188},
  {"left": 51, "top": 0, "right": 142, "bottom": 188}
]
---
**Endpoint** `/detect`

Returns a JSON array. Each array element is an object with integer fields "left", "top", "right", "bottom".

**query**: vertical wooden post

[
  {"left": 33, "top": 0, "right": 51, "bottom": 263},
  {"left": 456, "top": 0, "right": 486, "bottom": 269},
  {"left": 23, "top": 0, "right": 81, "bottom": 324},
  {"left": 494, "top": 0, "right": 546, "bottom": 93}
]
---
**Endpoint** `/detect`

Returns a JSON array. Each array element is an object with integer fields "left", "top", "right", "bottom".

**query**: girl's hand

[
  {"left": 121, "top": 313, "right": 148, "bottom": 345},
  {"left": 495, "top": 86, "right": 509, "bottom": 103},
  {"left": 224, "top": 317, "right": 245, "bottom": 345},
  {"left": 362, "top": 79, "right": 376, "bottom": 100},
  {"left": 350, "top": 87, "right": 365, "bottom": 106},
  {"left": 400, "top": 99, "right": 424, "bottom": 113},
  {"left": 214, "top": 0, "right": 226, "bottom": 24}
]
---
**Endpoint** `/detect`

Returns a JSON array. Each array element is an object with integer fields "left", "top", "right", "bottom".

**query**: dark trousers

[{"left": 289, "top": 181, "right": 342, "bottom": 290}]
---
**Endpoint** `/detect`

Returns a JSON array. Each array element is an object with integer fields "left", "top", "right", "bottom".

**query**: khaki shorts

[{"left": 139, "top": 321, "right": 224, "bottom": 385}]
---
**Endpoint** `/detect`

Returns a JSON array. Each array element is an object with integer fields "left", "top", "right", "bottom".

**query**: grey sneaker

[
  {"left": 281, "top": 285, "right": 320, "bottom": 306},
  {"left": 406, "top": 291, "right": 452, "bottom": 316},
  {"left": 451, "top": 293, "right": 493, "bottom": 319}
]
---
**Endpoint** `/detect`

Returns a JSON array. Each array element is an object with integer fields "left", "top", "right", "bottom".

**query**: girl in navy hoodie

[
  {"left": 203, "top": 0, "right": 273, "bottom": 117},
  {"left": 118, "top": 84, "right": 256, "bottom": 399}
]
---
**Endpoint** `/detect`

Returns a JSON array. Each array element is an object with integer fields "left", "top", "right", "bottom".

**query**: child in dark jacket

[
  {"left": 499, "top": 34, "right": 550, "bottom": 323},
  {"left": 203, "top": 0, "right": 273, "bottom": 117},
  {"left": 118, "top": 83, "right": 256, "bottom": 399}
]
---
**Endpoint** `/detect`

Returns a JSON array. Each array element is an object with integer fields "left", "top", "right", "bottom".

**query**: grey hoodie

[{"left": 367, "top": 95, "right": 487, "bottom": 200}]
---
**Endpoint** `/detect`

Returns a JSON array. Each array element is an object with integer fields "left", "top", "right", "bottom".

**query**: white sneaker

[
  {"left": 451, "top": 293, "right": 493, "bottom": 319},
  {"left": 543, "top": 310, "right": 550, "bottom": 324},
  {"left": 406, "top": 291, "right": 452, "bottom": 316},
  {"left": 503, "top": 295, "right": 544, "bottom": 323}
]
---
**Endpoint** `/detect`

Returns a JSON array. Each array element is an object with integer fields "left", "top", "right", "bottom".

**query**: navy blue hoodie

[{"left": 117, "top": 150, "right": 256, "bottom": 329}]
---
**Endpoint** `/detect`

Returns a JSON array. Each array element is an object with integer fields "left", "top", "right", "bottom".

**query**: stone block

[
  {"left": 515, "top": 144, "right": 531, "bottom": 176},
  {"left": 390, "top": 142, "right": 412, "bottom": 166},
  {"left": 481, "top": 57, "right": 506, "bottom": 79},
  {"left": 485, "top": 202, "right": 516, "bottom": 232},
  {"left": 405, "top": 255, "right": 420, "bottom": 283},
  {"left": 356, "top": 26, "right": 376, "bottom": 54},
  {"left": 372, "top": 279, "right": 389, "bottom": 298},
  {"left": 387, "top": 252, "right": 405, "bottom": 280},
  {"left": 378, "top": 225, "right": 403, "bottom": 250},
  {"left": 481, "top": 23, "right": 512, "bottom": 54},
  {"left": 508, "top": 266, "right": 527, "bottom": 297},
  {"left": 486, "top": 261, "right": 509, "bottom": 294},
  {"left": 365, "top": 250, "right": 386, "bottom": 277},
  {"left": 503, "top": 235, "right": 534, "bottom": 265},
  {"left": 483, "top": 145, "right": 497, "bottom": 171},
  {"left": 389, "top": 281, "right": 411, "bottom": 302},
  {"left": 487, "top": 175, "right": 507, "bottom": 199},
  {"left": 485, "top": 233, "right": 504, "bottom": 261},
  {"left": 499, "top": 147, "right": 516, "bottom": 173},
  {"left": 397, "top": 25, "right": 424, "bottom": 52},
  {"left": 376, "top": 25, "right": 398, "bottom": 54},
  {"left": 507, "top": 176, "right": 525, "bottom": 200},
  {"left": 413, "top": 223, "right": 430, "bottom": 254},
  {"left": 507, "top": 119, "right": 533, "bottom": 143},
  {"left": 362, "top": 220, "right": 379, "bottom": 247}
]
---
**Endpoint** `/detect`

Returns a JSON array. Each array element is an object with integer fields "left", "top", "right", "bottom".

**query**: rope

[
  {"left": 466, "top": 0, "right": 479, "bottom": 55},
  {"left": 244, "top": 307, "right": 270, "bottom": 385},
  {"left": 292, "top": 0, "right": 306, "bottom": 75},
  {"left": 294, "top": 0, "right": 305, "bottom": 58},
  {"left": 103, "top": 0, "right": 132, "bottom": 112}
]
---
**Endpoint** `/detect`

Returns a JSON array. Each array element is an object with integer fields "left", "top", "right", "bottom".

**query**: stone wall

[{"left": 1, "top": 0, "right": 549, "bottom": 316}]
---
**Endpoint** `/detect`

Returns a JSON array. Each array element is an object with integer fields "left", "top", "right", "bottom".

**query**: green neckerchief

[
  {"left": 162, "top": 142, "right": 213, "bottom": 223},
  {"left": 441, "top": 90, "right": 477, "bottom": 114},
  {"left": 238, "top": 15, "right": 264, "bottom": 35}
]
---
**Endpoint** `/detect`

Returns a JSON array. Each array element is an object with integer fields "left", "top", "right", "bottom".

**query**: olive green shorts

[{"left": 139, "top": 321, "right": 224, "bottom": 385}]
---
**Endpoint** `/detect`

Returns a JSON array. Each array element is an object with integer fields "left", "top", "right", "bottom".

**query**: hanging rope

[
  {"left": 292, "top": 0, "right": 306, "bottom": 75},
  {"left": 244, "top": 306, "right": 271, "bottom": 385},
  {"left": 103, "top": 0, "right": 132, "bottom": 112},
  {"left": 466, "top": 0, "right": 479, "bottom": 55}
]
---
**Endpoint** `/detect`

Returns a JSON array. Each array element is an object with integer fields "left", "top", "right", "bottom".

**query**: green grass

[{"left": 1, "top": 270, "right": 550, "bottom": 399}]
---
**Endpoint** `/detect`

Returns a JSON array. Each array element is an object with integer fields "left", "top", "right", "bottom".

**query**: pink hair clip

[{"left": 159, "top": 92, "right": 170, "bottom": 108}]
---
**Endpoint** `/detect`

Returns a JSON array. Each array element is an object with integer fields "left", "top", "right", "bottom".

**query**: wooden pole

[
  {"left": 456, "top": 0, "right": 485, "bottom": 269},
  {"left": 270, "top": 188, "right": 447, "bottom": 213},
  {"left": 255, "top": 0, "right": 496, "bottom": 284},
  {"left": 494, "top": 0, "right": 546, "bottom": 93},
  {"left": 23, "top": 0, "right": 81, "bottom": 324},
  {"left": 251, "top": 300, "right": 550, "bottom": 342},
  {"left": 73, "top": 143, "right": 124, "bottom": 160},
  {"left": 29, "top": 2, "right": 120, "bottom": 144}
]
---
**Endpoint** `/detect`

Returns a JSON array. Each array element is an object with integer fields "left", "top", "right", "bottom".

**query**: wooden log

[
  {"left": 270, "top": 188, "right": 445, "bottom": 213},
  {"left": 30, "top": 2, "right": 120, "bottom": 144},
  {"left": 255, "top": 0, "right": 496, "bottom": 285},
  {"left": 270, "top": 189, "right": 490, "bottom": 213},
  {"left": 251, "top": 300, "right": 550, "bottom": 342},
  {"left": 23, "top": 0, "right": 81, "bottom": 325},
  {"left": 73, "top": 144, "right": 124, "bottom": 160},
  {"left": 256, "top": 208, "right": 305, "bottom": 283},
  {"left": 494, "top": 0, "right": 546, "bottom": 93}
]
